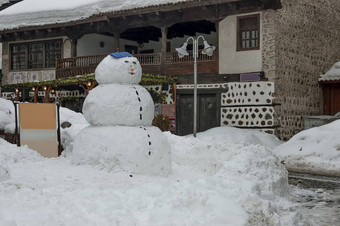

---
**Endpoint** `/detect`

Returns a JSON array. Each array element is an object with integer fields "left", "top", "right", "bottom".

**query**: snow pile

[
  {"left": 0, "top": 98, "right": 15, "bottom": 131},
  {"left": 273, "top": 119, "right": 340, "bottom": 175},
  {"left": 0, "top": 0, "right": 187, "bottom": 30},
  {"left": 196, "top": 127, "right": 283, "bottom": 150},
  {"left": 0, "top": 138, "right": 42, "bottom": 182},
  {"left": 319, "top": 61, "right": 340, "bottom": 81},
  {"left": 59, "top": 107, "right": 89, "bottom": 150},
  {"left": 0, "top": 125, "right": 304, "bottom": 225}
]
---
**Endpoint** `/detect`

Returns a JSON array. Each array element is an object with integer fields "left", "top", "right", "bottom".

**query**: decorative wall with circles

[
  {"left": 221, "top": 82, "right": 275, "bottom": 128},
  {"left": 221, "top": 106, "right": 275, "bottom": 127},
  {"left": 221, "top": 82, "right": 274, "bottom": 106}
]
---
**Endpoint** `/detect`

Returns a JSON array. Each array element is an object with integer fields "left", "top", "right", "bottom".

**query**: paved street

[{"left": 289, "top": 172, "right": 340, "bottom": 225}]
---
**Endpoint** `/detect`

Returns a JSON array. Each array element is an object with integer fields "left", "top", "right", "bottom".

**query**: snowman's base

[{"left": 72, "top": 126, "right": 172, "bottom": 176}]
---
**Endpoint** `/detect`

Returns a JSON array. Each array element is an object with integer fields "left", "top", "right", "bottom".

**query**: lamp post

[{"left": 176, "top": 35, "right": 215, "bottom": 137}]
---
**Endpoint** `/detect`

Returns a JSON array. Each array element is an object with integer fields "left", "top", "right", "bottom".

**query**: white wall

[
  {"left": 218, "top": 12, "right": 262, "bottom": 74},
  {"left": 77, "top": 34, "right": 115, "bottom": 56}
]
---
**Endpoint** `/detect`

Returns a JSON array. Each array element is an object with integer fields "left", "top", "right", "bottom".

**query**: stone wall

[
  {"left": 269, "top": 0, "right": 340, "bottom": 140},
  {"left": 1, "top": 36, "right": 69, "bottom": 85},
  {"left": 1, "top": 41, "right": 9, "bottom": 85}
]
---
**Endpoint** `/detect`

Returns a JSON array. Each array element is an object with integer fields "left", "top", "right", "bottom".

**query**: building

[{"left": 0, "top": 0, "right": 339, "bottom": 140}]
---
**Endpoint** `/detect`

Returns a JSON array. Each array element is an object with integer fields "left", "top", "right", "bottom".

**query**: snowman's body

[
  {"left": 72, "top": 52, "right": 171, "bottom": 176},
  {"left": 83, "top": 84, "right": 154, "bottom": 126}
]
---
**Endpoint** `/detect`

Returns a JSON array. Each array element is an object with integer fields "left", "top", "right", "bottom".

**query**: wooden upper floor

[{"left": 55, "top": 50, "right": 218, "bottom": 79}]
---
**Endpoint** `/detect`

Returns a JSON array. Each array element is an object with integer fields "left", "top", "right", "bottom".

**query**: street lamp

[{"left": 175, "top": 35, "right": 215, "bottom": 137}]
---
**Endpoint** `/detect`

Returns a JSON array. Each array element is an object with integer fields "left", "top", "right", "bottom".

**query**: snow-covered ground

[
  {"left": 0, "top": 98, "right": 338, "bottom": 225},
  {"left": 0, "top": 125, "right": 305, "bottom": 225}
]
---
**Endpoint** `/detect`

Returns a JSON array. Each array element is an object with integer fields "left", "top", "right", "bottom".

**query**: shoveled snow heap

[
  {"left": 273, "top": 119, "right": 340, "bottom": 175},
  {"left": 0, "top": 0, "right": 187, "bottom": 30},
  {"left": 0, "top": 98, "right": 15, "bottom": 131},
  {"left": 0, "top": 124, "right": 309, "bottom": 225}
]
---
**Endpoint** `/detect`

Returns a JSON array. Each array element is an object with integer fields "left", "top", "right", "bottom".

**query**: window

[
  {"left": 28, "top": 43, "right": 43, "bottom": 69},
  {"left": 237, "top": 14, "right": 260, "bottom": 51},
  {"left": 45, "top": 41, "right": 61, "bottom": 68},
  {"left": 11, "top": 44, "right": 27, "bottom": 69},
  {"left": 11, "top": 39, "right": 62, "bottom": 70}
]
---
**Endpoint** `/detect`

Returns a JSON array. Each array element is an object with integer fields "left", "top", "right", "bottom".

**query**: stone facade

[
  {"left": 1, "top": 36, "right": 70, "bottom": 85},
  {"left": 262, "top": 0, "right": 340, "bottom": 140}
]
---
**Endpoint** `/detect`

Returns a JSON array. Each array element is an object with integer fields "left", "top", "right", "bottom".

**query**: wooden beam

[{"left": 160, "top": 26, "right": 168, "bottom": 75}]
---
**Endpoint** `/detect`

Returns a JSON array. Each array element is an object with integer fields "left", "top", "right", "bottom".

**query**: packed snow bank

[
  {"left": 58, "top": 107, "right": 89, "bottom": 149},
  {"left": 0, "top": 128, "right": 302, "bottom": 226},
  {"left": 273, "top": 119, "right": 340, "bottom": 175},
  {"left": 196, "top": 126, "right": 283, "bottom": 150},
  {"left": 0, "top": 138, "right": 42, "bottom": 182},
  {"left": 0, "top": 98, "right": 15, "bottom": 130}
]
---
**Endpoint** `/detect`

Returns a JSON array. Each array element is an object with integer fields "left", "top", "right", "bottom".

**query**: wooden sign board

[{"left": 19, "top": 103, "right": 59, "bottom": 158}]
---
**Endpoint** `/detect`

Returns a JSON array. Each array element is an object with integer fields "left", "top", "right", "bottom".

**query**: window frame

[
  {"left": 236, "top": 14, "right": 260, "bottom": 51},
  {"left": 10, "top": 39, "right": 62, "bottom": 71}
]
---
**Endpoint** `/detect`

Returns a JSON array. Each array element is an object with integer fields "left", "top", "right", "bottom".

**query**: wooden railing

[
  {"left": 56, "top": 51, "right": 216, "bottom": 79},
  {"left": 134, "top": 53, "right": 161, "bottom": 65},
  {"left": 166, "top": 50, "right": 215, "bottom": 64}
]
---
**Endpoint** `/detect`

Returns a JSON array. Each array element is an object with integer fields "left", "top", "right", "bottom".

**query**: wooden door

[
  {"left": 177, "top": 93, "right": 220, "bottom": 136},
  {"left": 177, "top": 94, "right": 194, "bottom": 136},
  {"left": 198, "top": 94, "right": 219, "bottom": 132},
  {"left": 331, "top": 85, "right": 340, "bottom": 114}
]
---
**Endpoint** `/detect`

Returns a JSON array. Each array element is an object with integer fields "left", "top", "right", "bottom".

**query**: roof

[
  {"left": 0, "top": 0, "right": 192, "bottom": 31},
  {"left": 0, "top": 0, "right": 9, "bottom": 6},
  {"left": 319, "top": 62, "right": 340, "bottom": 82},
  {"left": 0, "top": 0, "right": 22, "bottom": 11}
]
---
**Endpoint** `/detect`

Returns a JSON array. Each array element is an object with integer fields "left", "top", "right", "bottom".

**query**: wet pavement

[{"left": 288, "top": 171, "right": 340, "bottom": 226}]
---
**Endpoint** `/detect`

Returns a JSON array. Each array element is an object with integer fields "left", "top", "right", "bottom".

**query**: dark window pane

[
  {"left": 238, "top": 15, "right": 259, "bottom": 51},
  {"left": 45, "top": 40, "right": 62, "bottom": 68},
  {"left": 11, "top": 44, "right": 26, "bottom": 70}
]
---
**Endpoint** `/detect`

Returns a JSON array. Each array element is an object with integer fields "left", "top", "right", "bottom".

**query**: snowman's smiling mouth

[{"left": 129, "top": 72, "right": 135, "bottom": 75}]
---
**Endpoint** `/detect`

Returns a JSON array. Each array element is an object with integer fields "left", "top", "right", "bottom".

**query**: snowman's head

[{"left": 95, "top": 52, "right": 142, "bottom": 84}]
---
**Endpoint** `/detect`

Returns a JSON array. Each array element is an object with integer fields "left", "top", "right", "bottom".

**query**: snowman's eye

[
  {"left": 133, "top": 62, "right": 137, "bottom": 64},
  {"left": 124, "top": 60, "right": 129, "bottom": 63}
]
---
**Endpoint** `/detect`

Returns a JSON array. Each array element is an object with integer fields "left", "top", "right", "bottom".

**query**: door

[
  {"left": 177, "top": 94, "right": 194, "bottom": 136},
  {"left": 177, "top": 93, "right": 220, "bottom": 136},
  {"left": 198, "top": 94, "right": 219, "bottom": 132}
]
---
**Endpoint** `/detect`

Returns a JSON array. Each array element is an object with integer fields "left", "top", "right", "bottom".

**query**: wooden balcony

[{"left": 55, "top": 51, "right": 218, "bottom": 79}]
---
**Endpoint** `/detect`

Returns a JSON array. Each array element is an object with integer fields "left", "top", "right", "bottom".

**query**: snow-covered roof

[
  {"left": 319, "top": 62, "right": 340, "bottom": 82},
  {"left": 0, "top": 0, "right": 9, "bottom": 6},
  {"left": 0, "top": 0, "right": 192, "bottom": 31}
]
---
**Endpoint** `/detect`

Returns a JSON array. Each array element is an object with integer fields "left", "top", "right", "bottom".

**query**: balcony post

[
  {"left": 113, "top": 33, "right": 120, "bottom": 52},
  {"left": 160, "top": 26, "right": 168, "bottom": 75},
  {"left": 71, "top": 38, "right": 77, "bottom": 57}
]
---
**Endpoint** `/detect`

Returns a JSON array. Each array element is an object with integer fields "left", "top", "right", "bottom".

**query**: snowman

[{"left": 72, "top": 52, "right": 172, "bottom": 176}]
